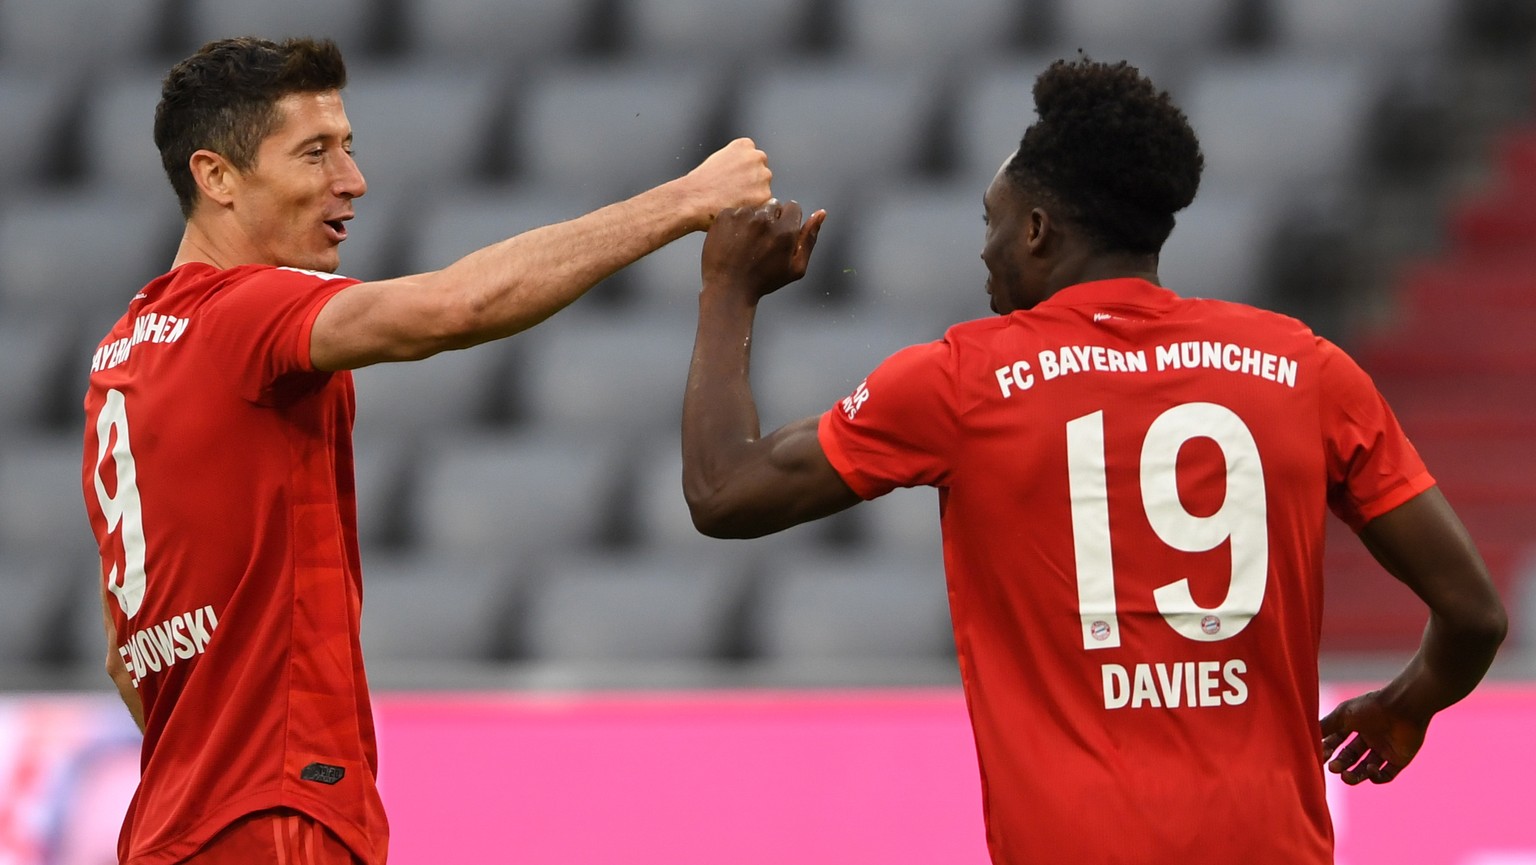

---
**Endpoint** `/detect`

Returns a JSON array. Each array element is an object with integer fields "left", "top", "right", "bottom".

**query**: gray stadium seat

[
  {"left": 745, "top": 549, "right": 952, "bottom": 662},
  {"left": 0, "top": 189, "right": 179, "bottom": 317},
  {"left": 334, "top": 186, "right": 412, "bottom": 282},
  {"left": 519, "top": 549, "right": 751, "bottom": 661},
  {"left": 0, "top": 434, "right": 96, "bottom": 562},
  {"left": 338, "top": 63, "right": 504, "bottom": 194},
  {"left": 357, "top": 550, "right": 519, "bottom": 662},
  {"left": 410, "top": 429, "right": 623, "bottom": 557},
  {"left": 734, "top": 60, "right": 943, "bottom": 204},
  {"left": 181, "top": 0, "right": 379, "bottom": 57},
  {"left": 836, "top": 0, "right": 1021, "bottom": 60},
  {"left": 1270, "top": 0, "right": 1454, "bottom": 54},
  {"left": 77, "top": 70, "right": 169, "bottom": 194},
  {"left": 0, "top": 72, "right": 77, "bottom": 188},
  {"left": 401, "top": 0, "right": 596, "bottom": 62},
  {"left": 510, "top": 59, "right": 723, "bottom": 197},
  {"left": 624, "top": 0, "right": 814, "bottom": 58},
  {"left": 751, "top": 310, "right": 931, "bottom": 429},
  {"left": 0, "top": 0, "right": 168, "bottom": 73},
  {"left": 1181, "top": 56, "right": 1380, "bottom": 194},
  {"left": 844, "top": 181, "right": 993, "bottom": 331},
  {"left": 0, "top": 555, "right": 79, "bottom": 667},
  {"left": 1053, "top": 0, "right": 1239, "bottom": 51},
  {"left": 351, "top": 344, "right": 514, "bottom": 439},
  {"left": 857, "top": 486, "right": 944, "bottom": 557},
  {"left": 351, "top": 431, "right": 413, "bottom": 552},
  {"left": 624, "top": 231, "right": 707, "bottom": 313},
  {"left": 1158, "top": 185, "right": 1281, "bottom": 304},
  {"left": 0, "top": 314, "right": 76, "bottom": 438},
  {"left": 514, "top": 309, "right": 696, "bottom": 433}
]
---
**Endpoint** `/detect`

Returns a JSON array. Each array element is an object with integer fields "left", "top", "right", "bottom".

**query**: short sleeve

[
  {"left": 1317, "top": 338, "right": 1435, "bottom": 531},
  {"left": 817, "top": 338, "right": 958, "bottom": 500},
  {"left": 202, "top": 267, "right": 357, "bottom": 404}
]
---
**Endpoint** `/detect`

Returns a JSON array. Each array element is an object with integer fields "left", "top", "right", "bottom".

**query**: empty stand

[
  {"left": 1053, "top": 0, "right": 1238, "bottom": 52},
  {"left": 0, "top": 434, "right": 95, "bottom": 562},
  {"left": 0, "top": 554, "right": 80, "bottom": 669},
  {"left": 836, "top": 0, "right": 1021, "bottom": 60},
  {"left": 510, "top": 59, "right": 723, "bottom": 197},
  {"left": 400, "top": 0, "right": 596, "bottom": 62},
  {"left": 351, "top": 343, "right": 513, "bottom": 439},
  {"left": 180, "top": 0, "right": 380, "bottom": 57},
  {"left": 622, "top": 0, "right": 814, "bottom": 59},
  {"left": 0, "top": 72, "right": 78, "bottom": 188},
  {"left": 519, "top": 549, "right": 751, "bottom": 661},
  {"left": 1269, "top": 0, "right": 1454, "bottom": 54},
  {"left": 0, "top": 0, "right": 168, "bottom": 74},
  {"left": 0, "top": 189, "right": 178, "bottom": 318},
  {"left": 358, "top": 550, "right": 520, "bottom": 661},
  {"left": 409, "top": 429, "right": 624, "bottom": 557},
  {"left": 76, "top": 69, "right": 170, "bottom": 193},
  {"left": 751, "top": 309, "right": 932, "bottom": 429},
  {"left": 1158, "top": 185, "right": 1281, "bottom": 304},
  {"left": 0, "top": 314, "right": 77, "bottom": 438},
  {"left": 401, "top": 184, "right": 604, "bottom": 275}
]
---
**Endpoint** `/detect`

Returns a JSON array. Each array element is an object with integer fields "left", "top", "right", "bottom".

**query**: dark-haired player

[
  {"left": 80, "top": 36, "right": 771, "bottom": 864},
  {"left": 680, "top": 57, "right": 1506, "bottom": 862}
]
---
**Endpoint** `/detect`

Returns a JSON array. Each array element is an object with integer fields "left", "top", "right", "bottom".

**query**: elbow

[
  {"left": 684, "top": 488, "right": 762, "bottom": 540},
  {"left": 1446, "top": 595, "right": 1509, "bottom": 655}
]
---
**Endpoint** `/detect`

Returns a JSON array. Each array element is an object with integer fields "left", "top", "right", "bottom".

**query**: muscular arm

[
  {"left": 101, "top": 588, "right": 145, "bottom": 734},
  {"left": 681, "top": 290, "right": 862, "bottom": 538},
  {"left": 310, "top": 139, "right": 771, "bottom": 371},
  {"left": 1320, "top": 486, "right": 1507, "bottom": 784}
]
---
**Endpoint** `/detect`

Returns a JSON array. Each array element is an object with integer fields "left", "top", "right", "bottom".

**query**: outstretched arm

[
  {"left": 1320, "top": 486, "right": 1506, "bottom": 785},
  {"left": 310, "top": 138, "right": 773, "bottom": 371},
  {"left": 681, "top": 201, "right": 861, "bottom": 538}
]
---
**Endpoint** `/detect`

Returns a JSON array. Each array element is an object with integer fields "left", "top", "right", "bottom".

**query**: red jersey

[
  {"left": 80, "top": 263, "right": 388, "bottom": 864},
  {"left": 818, "top": 279, "right": 1433, "bottom": 864}
]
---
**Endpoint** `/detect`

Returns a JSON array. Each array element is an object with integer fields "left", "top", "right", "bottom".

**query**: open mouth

[{"left": 323, "top": 219, "right": 348, "bottom": 242}]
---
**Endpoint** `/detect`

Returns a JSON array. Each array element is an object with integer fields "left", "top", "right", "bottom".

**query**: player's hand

[
  {"left": 701, "top": 199, "right": 826, "bottom": 303},
  {"left": 1319, "top": 689, "right": 1428, "bottom": 786},
  {"left": 682, "top": 138, "right": 773, "bottom": 229}
]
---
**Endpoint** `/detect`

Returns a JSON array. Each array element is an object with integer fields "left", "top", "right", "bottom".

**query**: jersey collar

[{"left": 1034, "top": 278, "right": 1179, "bottom": 312}]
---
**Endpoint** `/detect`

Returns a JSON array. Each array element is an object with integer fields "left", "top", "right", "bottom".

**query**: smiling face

[
  {"left": 226, "top": 90, "right": 366, "bottom": 273},
  {"left": 980, "top": 154, "right": 1049, "bottom": 315}
]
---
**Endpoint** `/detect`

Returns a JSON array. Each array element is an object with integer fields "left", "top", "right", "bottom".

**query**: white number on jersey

[
  {"left": 1068, "top": 402, "right": 1268, "bottom": 650},
  {"left": 92, "top": 388, "right": 148, "bottom": 618}
]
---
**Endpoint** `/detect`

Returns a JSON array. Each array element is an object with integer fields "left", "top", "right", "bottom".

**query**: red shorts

[{"left": 185, "top": 809, "right": 365, "bottom": 865}]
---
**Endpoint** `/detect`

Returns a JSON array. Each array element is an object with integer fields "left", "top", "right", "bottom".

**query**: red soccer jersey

[
  {"left": 80, "top": 263, "right": 388, "bottom": 864},
  {"left": 818, "top": 279, "right": 1433, "bottom": 864}
]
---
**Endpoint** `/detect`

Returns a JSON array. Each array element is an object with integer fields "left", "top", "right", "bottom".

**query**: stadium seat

[
  {"left": 400, "top": 0, "right": 596, "bottom": 62},
  {"left": 0, "top": 189, "right": 179, "bottom": 318},
  {"left": 835, "top": 0, "right": 1021, "bottom": 60},
  {"left": 744, "top": 548, "right": 952, "bottom": 662},
  {"left": 843, "top": 181, "right": 993, "bottom": 332},
  {"left": 1269, "top": 0, "right": 1454, "bottom": 54},
  {"left": 856, "top": 486, "right": 944, "bottom": 557},
  {"left": 0, "top": 314, "right": 77, "bottom": 438},
  {"left": 335, "top": 186, "right": 413, "bottom": 282},
  {"left": 337, "top": 62, "right": 505, "bottom": 194},
  {"left": 351, "top": 342, "right": 514, "bottom": 440},
  {"left": 351, "top": 431, "right": 414, "bottom": 552},
  {"left": 0, "top": 554, "right": 80, "bottom": 668},
  {"left": 76, "top": 69, "right": 170, "bottom": 193},
  {"left": 509, "top": 59, "right": 723, "bottom": 198},
  {"left": 180, "top": 0, "right": 380, "bottom": 58},
  {"left": 622, "top": 0, "right": 814, "bottom": 59},
  {"left": 623, "top": 230, "right": 708, "bottom": 313},
  {"left": 1157, "top": 184, "right": 1282, "bottom": 304},
  {"left": 357, "top": 550, "right": 520, "bottom": 662},
  {"left": 732, "top": 59, "right": 943, "bottom": 205},
  {"left": 1181, "top": 56, "right": 1380, "bottom": 194},
  {"left": 0, "top": 434, "right": 97, "bottom": 562},
  {"left": 1053, "top": 0, "right": 1238, "bottom": 52},
  {"left": 513, "top": 309, "right": 696, "bottom": 434},
  {"left": 0, "top": 72, "right": 78, "bottom": 188},
  {"left": 518, "top": 549, "right": 751, "bottom": 661},
  {"left": 751, "top": 309, "right": 932, "bottom": 429},
  {"left": 0, "top": 0, "right": 168, "bottom": 74},
  {"left": 409, "top": 429, "right": 624, "bottom": 557}
]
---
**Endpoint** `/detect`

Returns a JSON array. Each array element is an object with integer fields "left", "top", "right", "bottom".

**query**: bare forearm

[
  {"left": 435, "top": 180, "right": 705, "bottom": 346},
  {"left": 1382, "top": 605, "right": 1506, "bottom": 723},
  {"left": 681, "top": 291, "right": 763, "bottom": 521}
]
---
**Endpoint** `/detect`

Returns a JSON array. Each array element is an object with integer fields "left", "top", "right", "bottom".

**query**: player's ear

[
  {"left": 189, "top": 149, "right": 238, "bottom": 209},
  {"left": 1025, "top": 207, "right": 1052, "bottom": 255}
]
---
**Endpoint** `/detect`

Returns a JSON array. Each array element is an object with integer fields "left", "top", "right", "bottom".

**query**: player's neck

[
  {"left": 1051, "top": 253, "right": 1160, "bottom": 294},
  {"left": 170, "top": 217, "right": 251, "bottom": 272}
]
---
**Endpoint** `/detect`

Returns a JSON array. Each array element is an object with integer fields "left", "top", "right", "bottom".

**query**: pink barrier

[{"left": 1, "top": 686, "right": 1532, "bottom": 864}]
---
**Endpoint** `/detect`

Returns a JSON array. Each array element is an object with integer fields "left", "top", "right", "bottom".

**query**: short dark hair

[
  {"left": 1006, "top": 57, "right": 1204, "bottom": 256},
  {"left": 154, "top": 37, "right": 348, "bottom": 218}
]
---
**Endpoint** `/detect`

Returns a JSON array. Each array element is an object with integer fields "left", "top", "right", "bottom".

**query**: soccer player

[
  {"left": 680, "top": 58, "right": 1507, "bottom": 863},
  {"left": 80, "top": 37, "right": 771, "bottom": 864}
]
